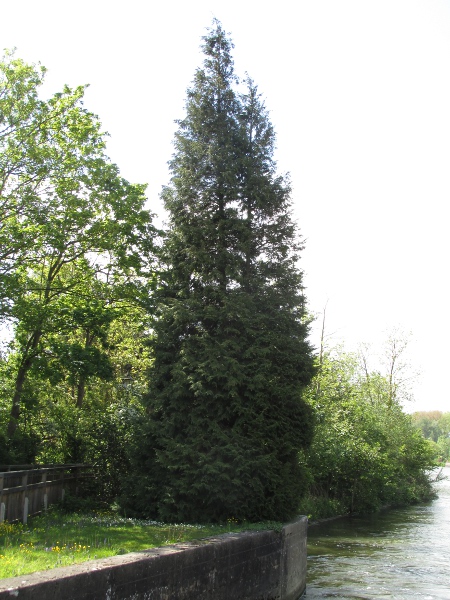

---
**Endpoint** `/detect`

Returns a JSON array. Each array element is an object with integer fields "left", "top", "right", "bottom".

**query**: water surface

[{"left": 306, "top": 466, "right": 450, "bottom": 599}]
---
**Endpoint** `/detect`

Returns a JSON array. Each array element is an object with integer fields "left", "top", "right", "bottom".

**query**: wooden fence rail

[{"left": 0, "top": 464, "right": 90, "bottom": 524}]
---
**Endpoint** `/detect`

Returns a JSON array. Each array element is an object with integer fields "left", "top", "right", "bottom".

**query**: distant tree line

[{"left": 411, "top": 411, "right": 450, "bottom": 464}]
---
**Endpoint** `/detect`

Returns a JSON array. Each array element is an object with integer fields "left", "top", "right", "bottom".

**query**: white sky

[{"left": 2, "top": 0, "right": 449, "bottom": 413}]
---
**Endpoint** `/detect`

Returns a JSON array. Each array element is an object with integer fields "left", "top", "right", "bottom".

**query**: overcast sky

[{"left": 2, "top": 0, "right": 450, "bottom": 412}]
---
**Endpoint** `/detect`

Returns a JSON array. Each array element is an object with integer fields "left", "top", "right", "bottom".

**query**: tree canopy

[
  {"left": 301, "top": 343, "right": 437, "bottom": 518},
  {"left": 0, "top": 51, "right": 157, "bottom": 445}
]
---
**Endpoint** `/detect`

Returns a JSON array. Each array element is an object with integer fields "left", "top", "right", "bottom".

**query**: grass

[{"left": 0, "top": 509, "right": 282, "bottom": 579}]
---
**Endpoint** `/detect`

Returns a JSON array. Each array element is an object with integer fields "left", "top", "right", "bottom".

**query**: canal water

[{"left": 305, "top": 466, "right": 450, "bottom": 599}]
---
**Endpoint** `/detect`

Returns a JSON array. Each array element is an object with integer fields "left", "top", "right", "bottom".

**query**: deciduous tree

[
  {"left": 0, "top": 51, "right": 157, "bottom": 436},
  {"left": 304, "top": 347, "right": 436, "bottom": 516}
]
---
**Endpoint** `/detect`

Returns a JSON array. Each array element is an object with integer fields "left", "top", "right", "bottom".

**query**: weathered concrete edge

[{"left": 0, "top": 516, "right": 307, "bottom": 599}]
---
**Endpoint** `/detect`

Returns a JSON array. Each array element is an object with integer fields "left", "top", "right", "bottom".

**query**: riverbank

[
  {"left": 307, "top": 513, "right": 350, "bottom": 527},
  {"left": 304, "top": 464, "right": 442, "bottom": 526}
]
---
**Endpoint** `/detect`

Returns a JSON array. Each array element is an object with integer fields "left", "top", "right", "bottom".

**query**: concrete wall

[{"left": 0, "top": 516, "right": 307, "bottom": 600}]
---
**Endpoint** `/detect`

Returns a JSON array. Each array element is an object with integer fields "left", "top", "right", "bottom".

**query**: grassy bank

[{"left": 0, "top": 509, "right": 281, "bottom": 579}]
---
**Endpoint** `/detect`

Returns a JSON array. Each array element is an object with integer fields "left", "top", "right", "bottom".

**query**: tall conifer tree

[{"left": 129, "top": 21, "right": 315, "bottom": 522}]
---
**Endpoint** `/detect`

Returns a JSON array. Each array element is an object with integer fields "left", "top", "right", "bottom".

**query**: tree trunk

[
  {"left": 7, "top": 337, "right": 40, "bottom": 436},
  {"left": 76, "top": 377, "right": 86, "bottom": 409}
]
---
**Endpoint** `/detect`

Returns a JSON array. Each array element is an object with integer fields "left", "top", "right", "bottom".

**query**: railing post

[
  {"left": 42, "top": 470, "right": 48, "bottom": 512},
  {"left": 61, "top": 467, "right": 65, "bottom": 502},
  {"left": 0, "top": 473, "right": 4, "bottom": 523},
  {"left": 23, "top": 497, "right": 29, "bottom": 525},
  {"left": 22, "top": 471, "right": 29, "bottom": 524}
]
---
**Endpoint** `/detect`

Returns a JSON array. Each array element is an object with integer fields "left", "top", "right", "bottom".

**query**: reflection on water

[{"left": 305, "top": 466, "right": 450, "bottom": 599}]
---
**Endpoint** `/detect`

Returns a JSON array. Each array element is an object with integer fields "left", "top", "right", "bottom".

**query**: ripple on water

[{"left": 306, "top": 467, "right": 450, "bottom": 599}]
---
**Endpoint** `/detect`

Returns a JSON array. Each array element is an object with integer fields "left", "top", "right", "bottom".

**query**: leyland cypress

[{"left": 129, "top": 21, "right": 315, "bottom": 523}]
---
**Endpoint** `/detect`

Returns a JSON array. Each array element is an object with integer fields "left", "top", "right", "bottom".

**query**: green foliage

[
  {"left": 0, "top": 50, "right": 157, "bottom": 437},
  {"left": 304, "top": 347, "right": 437, "bottom": 516},
  {"left": 1, "top": 428, "right": 40, "bottom": 464},
  {"left": 298, "top": 494, "right": 346, "bottom": 521},
  {"left": 0, "top": 296, "right": 153, "bottom": 498},
  {"left": 125, "top": 21, "right": 315, "bottom": 524},
  {"left": 0, "top": 50, "right": 157, "bottom": 503}
]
